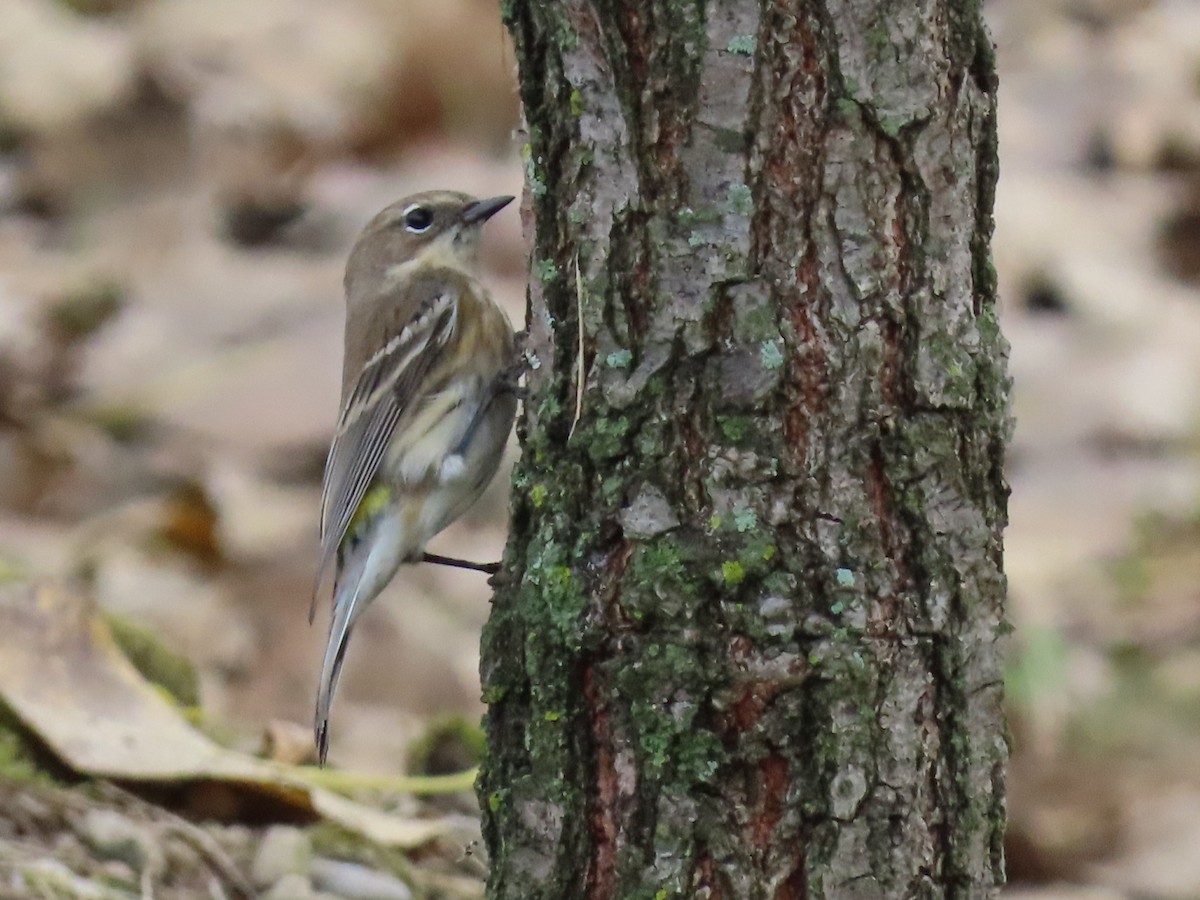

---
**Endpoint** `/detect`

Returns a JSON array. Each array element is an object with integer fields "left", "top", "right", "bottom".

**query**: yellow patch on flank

[{"left": 348, "top": 484, "right": 392, "bottom": 537}]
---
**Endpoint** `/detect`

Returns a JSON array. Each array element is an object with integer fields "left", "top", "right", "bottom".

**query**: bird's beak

[{"left": 461, "top": 195, "right": 514, "bottom": 226}]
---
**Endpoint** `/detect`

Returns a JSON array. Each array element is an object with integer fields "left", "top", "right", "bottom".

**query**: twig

[
  {"left": 157, "top": 818, "right": 255, "bottom": 900},
  {"left": 569, "top": 251, "right": 586, "bottom": 439},
  {"left": 92, "top": 783, "right": 255, "bottom": 900},
  {"left": 271, "top": 763, "right": 479, "bottom": 797}
]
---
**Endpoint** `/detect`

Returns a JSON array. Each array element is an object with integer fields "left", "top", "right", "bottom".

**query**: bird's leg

[
  {"left": 421, "top": 552, "right": 500, "bottom": 575},
  {"left": 418, "top": 376, "right": 518, "bottom": 580},
  {"left": 415, "top": 336, "right": 533, "bottom": 582}
]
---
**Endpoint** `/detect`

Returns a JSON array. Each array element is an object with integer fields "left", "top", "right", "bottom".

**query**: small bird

[{"left": 313, "top": 190, "right": 518, "bottom": 763}]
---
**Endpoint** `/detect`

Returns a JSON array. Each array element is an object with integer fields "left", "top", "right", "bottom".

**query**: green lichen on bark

[{"left": 483, "top": 1, "right": 1007, "bottom": 897}]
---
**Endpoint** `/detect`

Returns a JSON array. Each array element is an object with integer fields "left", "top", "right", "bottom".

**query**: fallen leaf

[{"left": 0, "top": 581, "right": 446, "bottom": 849}]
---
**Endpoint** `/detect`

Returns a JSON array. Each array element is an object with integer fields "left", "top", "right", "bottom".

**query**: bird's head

[{"left": 344, "top": 190, "right": 514, "bottom": 296}]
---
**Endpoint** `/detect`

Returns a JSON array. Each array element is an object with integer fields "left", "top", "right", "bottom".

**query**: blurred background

[{"left": 0, "top": 0, "right": 1197, "bottom": 896}]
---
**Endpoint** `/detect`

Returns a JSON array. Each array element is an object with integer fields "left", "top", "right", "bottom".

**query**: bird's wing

[{"left": 312, "top": 288, "right": 458, "bottom": 614}]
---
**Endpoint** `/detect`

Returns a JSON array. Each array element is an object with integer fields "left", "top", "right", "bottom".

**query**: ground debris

[{"left": 0, "top": 582, "right": 487, "bottom": 899}]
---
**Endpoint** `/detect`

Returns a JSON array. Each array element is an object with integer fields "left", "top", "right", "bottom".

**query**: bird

[{"left": 312, "top": 190, "right": 518, "bottom": 763}]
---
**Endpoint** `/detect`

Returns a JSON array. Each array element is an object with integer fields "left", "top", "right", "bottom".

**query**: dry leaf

[{"left": 0, "top": 581, "right": 446, "bottom": 849}]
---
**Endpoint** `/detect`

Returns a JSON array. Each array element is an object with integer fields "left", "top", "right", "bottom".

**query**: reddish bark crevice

[
  {"left": 751, "top": 1, "right": 831, "bottom": 476},
  {"left": 599, "top": 539, "right": 636, "bottom": 628},
  {"left": 727, "top": 679, "right": 781, "bottom": 733},
  {"left": 776, "top": 856, "right": 809, "bottom": 900},
  {"left": 782, "top": 248, "right": 827, "bottom": 469},
  {"left": 867, "top": 443, "right": 911, "bottom": 635},
  {"left": 607, "top": 2, "right": 693, "bottom": 201},
  {"left": 752, "top": 753, "right": 790, "bottom": 850},
  {"left": 677, "top": 393, "right": 709, "bottom": 515},
  {"left": 869, "top": 306, "right": 914, "bottom": 634},
  {"left": 877, "top": 317, "right": 906, "bottom": 409},
  {"left": 606, "top": 213, "right": 654, "bottom": 352},
  {"left": 707, "top": 283, "right": 738, "bottom": 346},
  {"left": 693, "top": 850, "right": 721, "bottom": 898},
  {"left": 892, "top": 190, "right": 914, "bottom": 300},
  {"left": 615, "top": 5, "right": 650, "bottom": 83},
  {"left": 749, "top": 0, "right": 827, "bottom": 269},
  {"left": 584, "top": 664, "right": 618, "bottom": 898}
]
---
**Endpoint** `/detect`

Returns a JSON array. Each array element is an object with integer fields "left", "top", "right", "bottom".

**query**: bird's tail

[
  {"left": 315, "top": 569, "right": 361, "bottom": 765},
  {"left": 313, "top": 508, "right": 409, "bottom": 764}
]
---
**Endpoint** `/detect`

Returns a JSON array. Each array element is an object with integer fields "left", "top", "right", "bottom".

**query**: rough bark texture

[{"left": 480, "top": 1, "right": 1008, "bottom": 897}]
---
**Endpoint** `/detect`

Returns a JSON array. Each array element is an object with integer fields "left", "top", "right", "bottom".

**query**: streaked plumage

[{"left": 313, "top": 191, "right": 517, "bottom": 762}]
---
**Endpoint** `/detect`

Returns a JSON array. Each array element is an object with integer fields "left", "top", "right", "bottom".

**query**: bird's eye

[{"left": 402, "top": 206, "right": 433, "bottom": 233}]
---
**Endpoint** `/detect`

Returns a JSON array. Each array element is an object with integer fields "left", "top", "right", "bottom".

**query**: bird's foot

[{"left": 420, "top": 552, "right": 501, "bottom": 575}]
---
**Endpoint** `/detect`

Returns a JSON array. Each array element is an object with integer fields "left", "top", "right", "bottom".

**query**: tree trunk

[{"left": 480, "top": 1, "right": 1007, "bottom": 897}]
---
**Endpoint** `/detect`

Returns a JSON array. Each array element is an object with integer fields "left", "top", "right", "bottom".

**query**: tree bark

[{"left": 480, "top": 1, "right": 1007, "bottom": 897}]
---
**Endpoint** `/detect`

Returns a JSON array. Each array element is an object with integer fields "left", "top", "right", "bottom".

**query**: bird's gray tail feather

[
  {"left": 314, "top": 551, "right": 368, "bottom": 765},
  {"left": 312, "top": 506, "right": 410, "bottom": 764}
]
